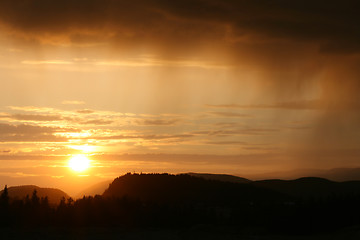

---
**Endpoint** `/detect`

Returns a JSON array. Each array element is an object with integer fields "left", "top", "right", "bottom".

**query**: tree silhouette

[
  {"left": 31, "top": 189, "right": 40, "bottom": 206},
  {"left": 67, "top": 197, "right": 74, "bottom": 206},
  {"left": 1, "top": 173, "right": 360, "bottom": 235},
  {"left": 40, "top": 196, "right": 49, "bottom": 207},
  {"left": 0, "top": 185, "right": 9, "bottom": 206},
  {"left": 59, "top": 196, "right": 66, "bottom": 208},
  {"left": 0, "top": 185, "right": 10, "bottom": 225}
]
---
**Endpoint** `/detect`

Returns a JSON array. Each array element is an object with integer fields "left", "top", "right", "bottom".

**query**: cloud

[
  {"left": 192, "top": 128, "right": 278, "bottom": 136},
  {"left": 94, "top": 58, "right": 229, "bottom": 69},
  {"left": 76, "top": 109, "right": 95, "bottom": 114},
  {"left": 8, "top": 106, "right": 57, "bottom": 113},
  {"left": 242, "top": 146, "right": 277, "bottom": 151},
  {"left": 135, "top": 119, "right": 180, "bottom": 126},
  {"left": 22, "top": 60, "right": 73, "bottom": 65},
  {"left": 207, "top": 111, "right": 252, "bottom": 118},
  {"left": 9, "top": 114, "right": 63, "bottom": 121},
  {"left": 96, "top": 153, "right": 284, "bottom": 169},
  {"left": 0, "top": 0, "right": 359, "bottom": 54},
  {"left": 206, "top": 97, "right": 360, "bottom": 111},
  {"left": 203, "top": 141, "right": 247, "bottom": 145},
  {"left": 61, "top": 100, "right": 85, "bottom": 105},
  {"left": 93, "top": 134, "right": 194, "bottom": 141},
  {"left": 80, "top": 119, "right": 113, "bottom": 125},
  {"left": 19, "top": 57, "right": 228, "bottom": 69},
  {"left": 206, "top": 100, "right": 323, "bottom": 110},
  {"left": 7, "top": 48, "right": 22, "bottom": 52},
  {"left": 0, "top": 123, "right": 74, "bottom": 142},
  {"left": 2, "top": 0, "right": 360, "bottom": 118}
]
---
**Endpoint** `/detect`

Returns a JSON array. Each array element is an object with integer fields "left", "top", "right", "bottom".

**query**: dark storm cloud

[{"left": 0, "top": 0, "right": 359, "bottom": 53}]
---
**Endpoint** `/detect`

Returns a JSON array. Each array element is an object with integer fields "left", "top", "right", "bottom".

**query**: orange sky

[{"left": 0, "top": 0, "right": 360, "bottom": 195}]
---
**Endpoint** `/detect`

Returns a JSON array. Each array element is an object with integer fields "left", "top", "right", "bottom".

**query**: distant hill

[
  {"left": 245, "top": 167, "right": 360, "bottom": 182},
  {"left": 76, "top": 180, "right": 112, "bottom": 198},
  {"left": 0, "top": 185, "right": 70, "bottom": 205},
  {"left": 186, "top": 173, "right": 360, "bottom": 199},
  {"left": 103, "top": 173, "right": 291, "bottom": 204},
  {"left": 253, "top": 177, "right": 360, "bottom": 199},
  {"left": 319, "top": 168, "right": 360, "bottom": 182},
  {"left": 186, "top": 172, "right": 251, "bottom": 184},
  {"left": 3, "top": 173, "right": 360, "bottom": 234}
]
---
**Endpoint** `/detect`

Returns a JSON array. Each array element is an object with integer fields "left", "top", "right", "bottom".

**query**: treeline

[{"left": 1, "top": 174, "right": 360, "bottom": 234}]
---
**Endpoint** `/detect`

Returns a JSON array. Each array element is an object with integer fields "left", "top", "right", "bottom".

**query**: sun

[{"left": 68, "top": 155, "right": 91, "bottom": 172}]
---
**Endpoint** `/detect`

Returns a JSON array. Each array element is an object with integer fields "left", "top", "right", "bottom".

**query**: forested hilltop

[{"left": 1, "top": 173, "right": 360, "bottom": 235}]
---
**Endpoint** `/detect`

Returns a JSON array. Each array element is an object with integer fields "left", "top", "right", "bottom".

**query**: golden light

[
  {"left": 68, "top": 155, "right": 91, "bottom": 172},
  {"left": 68, "top": 144, "right": 97, "bottom": 153}
]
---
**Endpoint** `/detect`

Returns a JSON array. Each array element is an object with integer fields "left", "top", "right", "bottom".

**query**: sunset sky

[{"left": 0, "top": 0, "right": 360, "bottom": 195}]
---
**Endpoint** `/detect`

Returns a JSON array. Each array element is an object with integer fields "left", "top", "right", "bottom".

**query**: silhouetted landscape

[
  {"left": 0, "top": 185, "right": 69, "bottom": 205},
  {"left": 1, "top": 0, "right": 360, "bottom": 239},
  {"left": 2, "top": 173, "right": 360, "bottom": 239}
]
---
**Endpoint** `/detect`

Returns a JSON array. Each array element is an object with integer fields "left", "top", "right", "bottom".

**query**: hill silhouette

[
  {"left": 186, "top": 172, "right": 251, "bottom": 184},
  {"left": 5, "top": 174, "right": 359, "bottom": 203},
  {"left": 182, "top": 173, "right": 360, "bottom": 199},
  {"left": 253, "top": 177, "right": 360, "bottom": 199},
  {"left": 247, "top": 167, "right": 360, "bottom": 182},
  {"left": 320, "top": 167, "right": 360, "bottom": 181},
  {"left": 0, "top": 185, "right": 69, "bottom": 205},
  {"left": 103, "top": 173, "right": 291, "bottom": 204},
  {"left": 2, "top": 173, "right": 360, "bottom": 235}
]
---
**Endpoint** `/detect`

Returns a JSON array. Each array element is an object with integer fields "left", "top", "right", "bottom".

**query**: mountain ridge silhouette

[{"left": 0, "top": 185, "right": 69, "bottom": 205}]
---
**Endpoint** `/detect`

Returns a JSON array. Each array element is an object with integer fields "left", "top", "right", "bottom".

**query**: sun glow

[
  {"left": 68, "top": 155, "right": 91, "bottom": 172},
  {"left": 68, "top": 145, "right": 97, "bottom": 153}
]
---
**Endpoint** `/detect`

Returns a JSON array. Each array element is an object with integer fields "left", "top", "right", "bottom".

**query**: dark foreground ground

[
  {"left": 3, "top": 174, "right": 360, "bottom": 239},
  {"left": 2, "top": 226, "right": 360, "bottom": 240}
]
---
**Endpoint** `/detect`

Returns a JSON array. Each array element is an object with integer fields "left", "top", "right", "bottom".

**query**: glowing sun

[{"left": 68, "top": 155, "right": 90, "bottom": 172}]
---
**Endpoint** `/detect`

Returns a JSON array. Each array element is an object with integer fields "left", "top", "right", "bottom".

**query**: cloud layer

[
  {"left": 0, "top": 1, "right": 360, "bottom": 177},
  {"left": 0, "top": 0, "right": 359, "bottom": 54}
]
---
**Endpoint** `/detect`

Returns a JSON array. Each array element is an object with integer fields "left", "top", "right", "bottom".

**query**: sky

[{"left": 0, "top": 0, "right": 360, "bottom": 195}]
